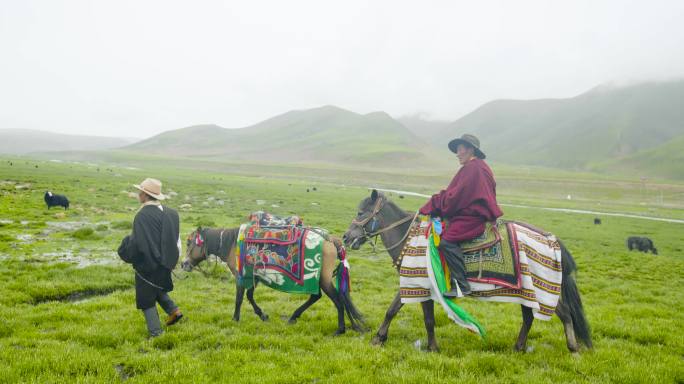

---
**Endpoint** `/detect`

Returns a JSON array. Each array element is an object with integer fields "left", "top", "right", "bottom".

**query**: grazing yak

[
  {"left": 44, "top": 191, "right": 70, "bottom": 210},
  {"left": 627, "top": 236, "right": 658, "bottom": 255}
]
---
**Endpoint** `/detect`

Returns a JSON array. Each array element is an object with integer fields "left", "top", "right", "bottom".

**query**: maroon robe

[{"left": 419, "top": 158, "right": 503, "bottom": 242}]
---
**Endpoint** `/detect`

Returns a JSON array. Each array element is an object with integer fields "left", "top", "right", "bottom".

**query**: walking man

[{"left": 118, "top": 178, "right": 183, "bottom": 337}]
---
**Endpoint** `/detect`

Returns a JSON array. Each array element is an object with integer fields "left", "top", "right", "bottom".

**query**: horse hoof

[
  {"left": 259, "top": 314, "right": 269, "bottom": 322},
  {"left": 371, "top": 335, "right": 386, "bottom": 346},
  {"left": 333, "top": 329, "right": 346, "bottom": 336},
  {"left": 427, "top": 345, "right": 440, "bottom": 353},
  {"left": 232, "top": 316, "right": 240, "bottom": 322},
  {"left": 287, "top": 318, "right": 297, "bottom": 325},
  {"left": 352, "top": 324, "right": 367, "bottom": 333}
]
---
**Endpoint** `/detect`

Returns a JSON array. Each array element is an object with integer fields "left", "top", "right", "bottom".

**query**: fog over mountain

[{"left": 1, "top": 1, "right": 683, "bottom": 138}]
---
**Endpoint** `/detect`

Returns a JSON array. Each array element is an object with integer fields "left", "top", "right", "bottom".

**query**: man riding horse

[{"left": 419, "top": 134, "right": 503, "bottom": 297}]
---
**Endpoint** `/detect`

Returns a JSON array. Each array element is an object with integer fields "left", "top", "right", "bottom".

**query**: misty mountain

[
  {"left": 126, "top": 105, "right": 444, "bottom": 167},
  {"left": 0, "top": 129, "right": 136, "bottom": 155},
  {"left": 398, "top": 115, "right": 450, "bottom": 139},
  {"left": 437, "top": 80, "right": 684, "bottom": 173}
]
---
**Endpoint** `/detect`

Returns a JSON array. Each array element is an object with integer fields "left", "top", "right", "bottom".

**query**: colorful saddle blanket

[
  {"left": 237, "top": 216, "right": 327, "bottom": 295},
  {"left": 399, "top": 217, "right": 563, "bottom": 322},
  {"left": 459, "top": 221, "right": 520, "bottom": 289}
]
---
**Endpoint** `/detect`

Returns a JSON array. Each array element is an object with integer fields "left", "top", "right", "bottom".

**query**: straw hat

[
  {"left": 133, "top": 178, "right": 166, "bottom": 200},
  {"left": 447, "top": 134, "right": 486, "bottom": 159}
]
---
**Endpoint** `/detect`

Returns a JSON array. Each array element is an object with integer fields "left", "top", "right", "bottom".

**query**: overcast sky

[{"left": 1, "top": 1, "right": 683, "bottom": 138}]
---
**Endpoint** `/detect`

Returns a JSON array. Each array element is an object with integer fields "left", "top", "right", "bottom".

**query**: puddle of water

[
  {"left": 16, "top": 234, "right": 32, "bottom": 242},
  {"left": 45, "top": 221, "right": 89, "bottom": 231},
  {"left": 39, "top": 248, "right": 119, "bottom": 268}
]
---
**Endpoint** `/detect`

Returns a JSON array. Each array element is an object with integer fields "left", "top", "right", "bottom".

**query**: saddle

[
  {"left": 248, "top": 211, "right": 302, "bottom": 228},
  {"left": 456, "top": 220, "right": 521, "bottom": 289},
  {"left": 238, "top": 212, "right": 325, "bottom": 294}
]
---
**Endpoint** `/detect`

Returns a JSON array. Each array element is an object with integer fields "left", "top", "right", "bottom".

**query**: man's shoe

[
  {"left": 443, "top": 289, "right": 461, "bottom": 298},
  {"left": 166, "top": 309, "right": 183, "bottom": 326}
]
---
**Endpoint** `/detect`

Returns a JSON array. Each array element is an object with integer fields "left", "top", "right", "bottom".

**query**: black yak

[
  {"left": 626, "top": 236, "right": 657, "bottom": 255},
  {"left": 44, "top": 191, "right": 70, "bottom": 210},
  {"left": 594, "top": 218, "right": 602, "bottom": 225}
]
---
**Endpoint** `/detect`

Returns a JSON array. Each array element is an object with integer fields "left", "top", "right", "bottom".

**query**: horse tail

[
  {"left": 559, "top": 240, "right": 593, "bottom": 349},
  {"left": 340, "top": 286, "right": 368, "bottom": 333},
  {"left": 331, "top": 238, "right": 368, "bottom": 332}
]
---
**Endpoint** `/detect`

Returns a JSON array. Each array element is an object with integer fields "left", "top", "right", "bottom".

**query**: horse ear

[{"left": 371, "top": 189, "right": 378, "bottom": 202}]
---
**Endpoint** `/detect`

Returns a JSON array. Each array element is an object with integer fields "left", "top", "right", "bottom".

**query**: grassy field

[{"left": 1, "top": 158, "right": 683, "bottom": 383}]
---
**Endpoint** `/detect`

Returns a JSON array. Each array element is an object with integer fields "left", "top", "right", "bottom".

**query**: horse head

[
  {"left": 181, "top": 226, "right": 207, "bottom": 271},
  {"left": 343, "top": 189, "right": 386, "bottom": 250}
]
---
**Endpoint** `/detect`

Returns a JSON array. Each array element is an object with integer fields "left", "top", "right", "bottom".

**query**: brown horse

[
  {"left": 343, "top": 190, "right": 592, "bottom": 353},
  {"left": 181, "top": 226, "right": 367, "bottom": 335}
]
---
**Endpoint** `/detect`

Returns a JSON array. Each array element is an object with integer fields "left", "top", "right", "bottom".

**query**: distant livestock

[
  {"left": 44, "top": 191, "right": 70, "bottom": 210},
  {"left": 594, "top": 218, "right": 601, "bottom": 225},
  {"left": 627, "top": 236, "right": 657, "bottom": 255}
]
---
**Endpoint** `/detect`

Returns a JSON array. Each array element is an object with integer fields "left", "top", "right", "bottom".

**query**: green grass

[{"left": 1, "top": 157, "right": 683, "bottom": 383}]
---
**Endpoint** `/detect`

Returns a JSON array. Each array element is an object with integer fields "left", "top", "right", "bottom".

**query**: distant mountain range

[
  {"left": 435, "top": 80, "right": 684, "bottom": 174},
  {"left": 3, "top": 80, "right": 683, "bottom": 179},
  {"left": 0, "top": 129, "right": 136, "bottom": 154},
  {"left": 126, "top": 105, "right": 446, "bottom": 167}
]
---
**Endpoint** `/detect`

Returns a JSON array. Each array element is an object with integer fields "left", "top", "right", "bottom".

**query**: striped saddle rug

[{"left": 399, "top": 217, "right": 563, "bottom": 329}]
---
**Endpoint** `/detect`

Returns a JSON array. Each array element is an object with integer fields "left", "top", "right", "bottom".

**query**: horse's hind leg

[
  {"left": 421, "top": 300, "right": 439, "bottom": 352},
  {"left": 372, "top": 291, "right": 404, "bottom": 346},
  {"left": 514, "top": 305, "right": 534, "bottom": 352},
  {"left": 288, "top": 293, "right": 322, "bottom": 324},
  {"left": 556, "top": 301, "right": 580, "bottom": 353},
  {"left": 321, "top": 282, "right": 345, "bottom": 335},
  {"left": 232, "top": 285, "right": 245, "bottom": 322},
  {"left": 246, "top": 287, "right": 269, "bottom": 321}
]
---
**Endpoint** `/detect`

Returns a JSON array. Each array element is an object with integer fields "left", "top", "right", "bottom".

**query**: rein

[
  {"left": 353, "top": 197, "right": 418, "bottom": 252},
  {"left": 187, "top": 228, "right": 228, "bottom": 276}
]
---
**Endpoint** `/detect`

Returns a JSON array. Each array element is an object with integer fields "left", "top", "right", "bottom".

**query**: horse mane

[{"left": 203, "top": 227, "right": 240, "bottom": 258}]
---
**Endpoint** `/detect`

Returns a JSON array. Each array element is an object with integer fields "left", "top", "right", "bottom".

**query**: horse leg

[
  {"left": 321, "top": 282, "right": 346, "bottom": 336},
  {"left": 420, "top": 300, "right": 439, "bottom": 352},
  {"left": 288, "top": 293, "right": 322, "bottom": 324},
  {"left": 514, "top": 305, "right": 534, "bottom": 352},
  {"left": 371, "top": 291, "right": 404, "bottom": 346},
  {"left": 556, "top": 301, "right": 580, "bottom": 353},
  {"left": 246, "top": 286, "right": 269, "bottom": 321},
  {"left": 232, "top": 285, "right": 245, "bottom": 322}
]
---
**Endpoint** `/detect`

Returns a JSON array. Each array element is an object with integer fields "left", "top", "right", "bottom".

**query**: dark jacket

[{"left": 118, "top": 204, "right": 180, "bottom": 290}]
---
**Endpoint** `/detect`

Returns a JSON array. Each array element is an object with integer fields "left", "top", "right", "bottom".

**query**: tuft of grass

[
  {"left": 95, "top": 224, "right": 108, "bottom": 232},
  {"left": 71, "top": 228, "right": 101, "bottom": 240},
  {"left": 111, "top": 220, "right": 132, "bottom": 230}
]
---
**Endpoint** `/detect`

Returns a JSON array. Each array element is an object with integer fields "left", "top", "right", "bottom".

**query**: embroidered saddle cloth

[
  {"left": 237, "top": 213, "right": 327, "bottom": 295},
  {"left": 459, "top": 221, "right": 520, "bottom": 289}
]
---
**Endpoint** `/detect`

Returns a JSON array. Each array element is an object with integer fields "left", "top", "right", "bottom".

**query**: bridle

[
  {"left": 351, "top": 197, "right": 418, "bottom": 252},
  {"left": 185, "top": 228, "right": 226, "bottom": 276}
]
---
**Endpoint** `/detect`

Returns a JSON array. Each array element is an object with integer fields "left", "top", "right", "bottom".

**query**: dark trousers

[
  {"left": 135, "top": 272, "right": 177, "bottom": 313},
  {"left": 439, "top": 240, "right": 471, "bottom": 295}
]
